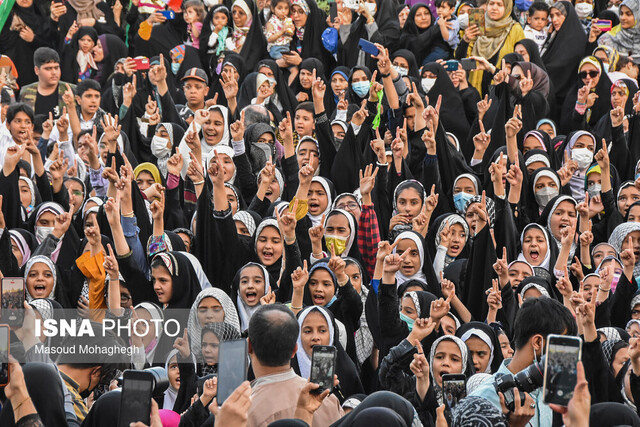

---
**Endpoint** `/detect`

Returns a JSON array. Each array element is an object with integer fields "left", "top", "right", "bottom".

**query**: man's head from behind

[
  {"left": 513, "top": 296, "right": 577, "bottom": 363},
  {"left": 33, "top": 48, "right": 61, "bottom": 88},
  {"left": 248, "top": 304, "right": 299, "bottom": 367}
]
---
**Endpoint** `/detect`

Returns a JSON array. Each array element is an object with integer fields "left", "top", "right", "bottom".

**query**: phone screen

[
  {"left": 217, "top": 339, "right": 248, "bottom": 403},
  {"left": 442, "top": 375, "right": 466, "bottom": 411},
  {"left": 543, "top": 336, "right": 582, "bottom": 406},
  {"left": 2, "top": 278, "right": 24, "bottom": 327},
  {"left": 118, "top": 373, "right": 153, "bottom": 427},
  {"left": 0, "top": 325, "right": 9, "bottom": 386},
  {"left": 309, "top": 346, "right": 337, "bottom": 393}
]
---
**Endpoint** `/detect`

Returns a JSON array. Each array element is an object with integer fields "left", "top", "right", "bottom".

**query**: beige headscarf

[
  {"left": 67, "top": 0, "right": 105, "bottom": 22},
  {"left": 471, "top": 0, "right": 516, "bottom": 60}
]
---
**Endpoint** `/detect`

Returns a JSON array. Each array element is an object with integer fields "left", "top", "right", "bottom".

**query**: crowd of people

[{"left": 3, "top": 0, "right": 640, "bottom": 425}]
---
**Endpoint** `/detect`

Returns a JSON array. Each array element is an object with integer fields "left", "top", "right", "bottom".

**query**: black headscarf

[
  {"left": 346, "top": 65, "right": 372, "bottom": 105},
  {"left": 231, "top": 0, "right": 267, "bottom": 72},
  {"left": 0, "top": 362, "right": 68, "bottom": 427},
  {"left": 456, "top": 321, "right": 505, "bottom": 374},
  {"left": 82, "top": 389, "right": 121, "bottom": 427},
  {"left": 135, "top": 12, "right": 189, "bottom": 61},
  {"left": 290, "top": 0, "right": 334, "bottom": 75},
  {"left": 590, "top": 402, "right": 640, "bottom": 426},
  {"left": 514, "top": 38, "right": 547, "bottom": 71},
  {"left": 95, "top": 34, "right": 128, "bottom": 86},
  {"left": 399, "top": 3, "right": 440, "bottom": 64},
  {"left": 255, "top": 59, "right": 298, "bottom": 114},
  {"left": 329, "top": 391, "right": 417, "bottom": 427},
  {"left": 392, "top": 49, "right": 420, "bottom": 79},
  {"left": 198, "top": 3, "right": 233, "bottom": 74}
]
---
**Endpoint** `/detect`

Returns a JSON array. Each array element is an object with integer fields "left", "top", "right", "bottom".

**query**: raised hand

[
  {"left": 148, "top": 187, "right": 165, "bottom": 220},
  {"left": 230, "top": 110, "right": 245, "bottom": 142},
  {"left": 103, "top": 244, "right": 119, "bottom": 279},
  {"left": 327, "top": 243, "right": 347, "bottom": 284},
  {"left": 438, "top": 221, "right": 451, "bottom": 248},
  {"left": 276, "top": 199, "right": 298, "bottom": 241},
  {"left": 477, "top": 94, "right": 492, "bottom": 121},
  {"left": 505, "top": 104, "right": 522, "bottom": 138},
  {"left": 473, "top": 120, "right": 491, "bottom": 157},
  {"left": 492, "top": 247, "right": 509, "bottom": 288},
  {"left": 173, "top": 329, "right": 190, "bottom": 358},
  {"left": 429, "top": 294, "right": 452, "bottom": 323},
  {"left": 611, "top": 105, "right": 624, "bottom": 128},
  {"left": 167, "top": 148, "right": 184, "bottom": 177},
  {"left": 53, "top": 212, "right": 72, "bottom": 239},
  {"left": 594, "top": 138, "right": 610, "bottom": 171},
  {"left": 424, "top": 184, "right": 439, "bottom": 215},
  {"left": 207, "top": 150, "right": 225, "bottom": 187},
  {"left": 308, "top": 214, "right": 325, "bottom": 247},
  {"left": 291, "top": 260, "right": 309, "bottom": 292},
  {"left": 359, "top": 164, "right": 379, "bottom": 199},
  {"left": 260, "top": 290, "right": 276, "bottom": 305},
  {"left": 487, "top": 278, "right": 503, "bottom": 311},
  {"left": 369, "top": 128, "right": 386, "bottom": 163}
]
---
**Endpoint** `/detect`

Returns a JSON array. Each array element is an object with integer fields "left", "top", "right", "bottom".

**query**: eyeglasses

[
  {"left": 337, "top": 202, "right": 360, "bottom": 210},
  {"left": 579, "top": 70, "right": 599, "bottom": 79},
  {"left": 120, "top": 295, "right": 131, "bottom": 304}
]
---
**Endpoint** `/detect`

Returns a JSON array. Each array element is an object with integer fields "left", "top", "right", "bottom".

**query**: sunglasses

[{"left": 579, "top": 70, "right": 599, "bottom": 79}]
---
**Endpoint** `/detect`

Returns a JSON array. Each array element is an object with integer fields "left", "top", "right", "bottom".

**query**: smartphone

[
  {"left": 358, "top": 38, "right": 379, "bottom": 57},
  {"left": 543, "top": 335, "right": 582, "bottom": 406},
  {"left": 118, "top": 370, "right": 154, "bottom": 427},
  {"left": 159, "top": 10, "right": 175, "bottom": 19},
  {"left": 1, "top": 278, "right": 24, "bottom": 327},
  {"left": 133, "top": 56, "right": 150, "bottom": 71},
  {"left": 309, "top": 345, "right": 337, "bottom": 394},
  {"left": 593, "top": 19, "right": 612, "bottom": 31},
  {"left": 461, "top": 58, "right": 477, "bottom": 71},
  {"left": 442, "top": 374, "right": 466, "bottom": 411},
  {"left": 445, "top": 60, "right": 459, "bottom": 72},
  {"left": 216, "top": 339, "right": 248, "bottom": 404},
  {"left": 0, "top": 325, "right": 9, "bottom": 386},
  {"left": 343, "top": 0, "right": 360, "bottom": 10},
  {"left": 468, "top": 8, "right": 485, "bottom": 35},
  {"left": 329, "top": 2, "right": 338, "bottom": 22}
]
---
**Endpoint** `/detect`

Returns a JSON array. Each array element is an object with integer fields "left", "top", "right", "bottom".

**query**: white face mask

[
  {"left": 571, "top": 147, "right": 594, "bottom": 170},
  {"left": 602, "top": 63, "right": 610, "bottom": 73},
  {"left": 421, "top": 77, "right": 436, "bottom": 93},
  {"left": 394, "top": 65, "right": 409, "bottom": 77},
  {"left": 364, "top": 2, "right": 376, "bottom": 16},
  {"left": 574, "top": 2, "right": 593, "bottom": 19},
  {"left": 151, "top": 136, "right": 171, "bottom": 158},
  {"left": 35, "top": 226, "right": 54, "bottom": 243},
  {"left": 534, "top": 186, "right": 559, "bottom": 208},
  {"left": 458, "top": 13, "right": 469, "bottom": 30},
  {"left": 608, "top": 5, "right": 619, "bottom": 15}
]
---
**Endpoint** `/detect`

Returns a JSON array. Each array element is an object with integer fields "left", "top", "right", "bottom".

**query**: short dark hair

[
  {"left": 271, "top": 0, "right": 289, "bottom": 8},
  {"left": 248, "top": 304, "right": 298, "bottom": 367},
  {"left": 528, "top": 2, "right": 549, "bottom": 15},
  {"left": 33, "top": 47, "right": 60, "bottom": 68},
  {"left": 6, "top": 103, "right": 34, "bottom": 124},
  {"left": 295, "top": 102, "right": 314, "bottom": 116},
  {"left": 435, "top": 0, "right": 456, "bottom": 8},
  {"left": 513, "top": 297, "right": 577, "bottom": 350},
  {"left": 33, "top": 113, "right": 47, "bottom": 134},
  {"left": 76, "top": 79, "right": 101, "bottom": 97},
  {"left": 615, "top": 55, "right": 632, "bottom": 71}
]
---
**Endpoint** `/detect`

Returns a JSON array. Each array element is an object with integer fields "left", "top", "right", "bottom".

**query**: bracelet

[
  {"left": 285, "top": 237, "right": 296, "bottom": 245},
  {"left": 312, "top": 252, "right": 324, "bottom": 258},
  {"left": 291, "top": 305, "right": 302, "bottom": 310},
  {"left": 13, "top": 396, "right": 31, "bottom": 412},
  {"left": 380, "top": 72, "right": 390, "bottom": 78},
  {"left": 122, "top": 211, "right": 134, "bottom": 218},
  {"left": 576, "top": 101, "right": 586, "bottom": 106},
  {"left": 193, "top": 180, "right": 205, "bottom": 185},
  {"left": 598, "top": 286, "right": 610, "bottom": 292}
]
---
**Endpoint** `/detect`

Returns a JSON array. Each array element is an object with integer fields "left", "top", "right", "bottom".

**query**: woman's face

[
  {"left": 92, "top": 39, "right": 104, "bottom": 62},
  {"left": 487, "top": 0, "right": 505, "bottom": 20},
  {"left": 222, "top": 64, "right": 239, "bottom": 82},
  {"left": 618, "top": 186, "right": 640, "bottom": 217},
  {"left": 345, "top": 263, "right": 362, "bottom": 294},
  {"left": 201, "top": 330, "right": 220, "bottom": 365},
  {"left": 514, "top": 44, "right": 530, "bottom": 62},
  {"left": 498, "top": 334, "right": 514, "bottom": 359},
  {"left": 152, "top": 265, "right": 173, "bottom": 304},
  {"left": 549, "top": 201, "right": 577, "bottom": 241},
  {"left": 465, "top": 336, "right": 491, "bottom": 373},
  {"left": 239, "top": 265, "right": 266, "bottom": 307},
  {"left": 291, "top": 4, "right": 308, "bottom": 28},
  {"left": 592, "top": 244, "right": 616, "bottom": 267},
  {"left": 392, "top": 56, "right": 409, "bottom": 70},
  {"left": 453, "top": 177, "right": 477, "bottom": 198},
  {"left": 258, "top": 66, "right": 275, "bottom": 80},
  {"left": 622, "top": 231, "right": 640, "bottom": 261},
  {"left": 15, "top": 0, "right": 33, "bottom": 7},
  {"left": 308, "top": 269, "right": 335, "bottom": 306},
  {"left": 26, "top": 262, "right": 54, "bottom": 299},
  {"left": 335, "top": 195, "right": 361, "bottom": 222},
  {"left": 629, "top": 205, "right": 640, "bottom": 222},
  {"left": 331, "top": 73, "right": 348, "bottom": 97},
  {"left": 396, "top": 187, "right": 423, "bottom": 218},
  {"left": 19, "top": 180, "right": 32, "bottom": 209},
  {"left": 133, "top": 307, "right": 157, "bottom": 347},
  {"left": 611, "top": 86, "right": 629, "bottom": 109},
  {"left": 296, "top": 140, "right": 319, "bottom": 169},
  {"left": 10, "top": 238, "right": 23, "bottom": 267},
  {"left": 440, "top": 315, "right": 457, "bottom": 335},
  {"left": 580, "top": 63, "right": 600, "bottom": 87},
  {"left": 620, "top": 5, "right": 635, "bottom": 29},
  {"left": 224, "top": 186, "right": 238, "bottom": 215},
  {"left": 523, "top": 135, "right": 544, "bottom": 153},
  {"left": 136, "top": 171, "right": 155, "bottom": 192},
  {"left": 538, "top": 123, "right": 556, "bottom": 138},
  {"left": 628, "top": 322, "right": 640, "bottom": 338},
  {"left": 401, "top": 295, "right": 419, "bottom": 320},
  {"left": 508, "top": 262, "right": 533, "bottom": 289},
  {"left": 78, "top": 35, "right": 95, "bottom": 54},
  {"left": 308, "top": 182, "right": 329, "bottom": 216},
  {"left": 522, "top": 227, "right": 548, "bottom": 266},
  {"left": 351, "top": 69, "right": 368, "bottom": 83},
  {"left": 398, "top": 7, "right": 410, "bottom": 28},
  {"left": 432, "top": 340, "right": 463, "bottom": 387},
  {"left": 414, "top": 6, "right": 432, "bottom": 29},
  {"left": 534, "top": 175, "right": 558, "bottom": 193},
  {"left": 527, "top": 161, "right": 547, "bottom": 175},
  {"left": 167, "top": 355, "right": 180, "bottom": 390},
  {"left": 550, "top": 7, "right": 566, "bottom": 31},
  {"left": 301, "top": 311, "right": 331, "bottom": 356},
  {"left": 197, "top": 297, "right": 225, "bottom": 326},
  {"left": 612, "top": 346, "right": 630, "bottom": 378},
  {"left": 299, "top": 69, "right": 314, "bottom": 89},
  {"left": 202, "top": 110, "right": 225, "bottom": 146},
  {"left": 396, "top": 239, "right": 421, "bottom": 277},
  {"left": 581, "top": 276, "right": 599, "bottom": 302},
  {"left": 232, "top": 5, "right": 248, "bottom": 27},
  {"left": 325, "top": 213, "right": 351, "bottom": 239},
  {"left": 447, "top": 223, "right": 466, "bottom": 258},
  {"left": 256, "top": 226, "right": 283, "bottom": 266}
]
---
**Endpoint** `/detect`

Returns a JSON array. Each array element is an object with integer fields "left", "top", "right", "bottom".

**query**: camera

[
  {"left": 493, "top": 356, "right": 545, "bottom": 411},
  {"left": 117, "top": 367, "right": 169, "bottom": 398}
]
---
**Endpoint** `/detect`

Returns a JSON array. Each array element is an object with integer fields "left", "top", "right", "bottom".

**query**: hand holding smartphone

[
  {"left": 358, "top": 38, "right": 380, "bottom": 57},
  {"left": 309, "top": 345, "right": 337, "bottom": 394},
  {"left": 118, "top": 370, "right": 154, "bottom": 427},
  {"left": 217, "top": 339, "right": 248, "bottom": 403},
  {"left": 543, "top": 335, "right": 582, "bottom": 407}
]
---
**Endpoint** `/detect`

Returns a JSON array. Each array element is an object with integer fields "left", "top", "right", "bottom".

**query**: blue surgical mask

[
  {"left": 635, "top": 173, "right": 640, "bottom": 181},
  {"left": 352, "top": 81, "right": 370, "bottom": 98},
  {"left": 454, "top": 192, "right": 474, "bottom": 213},
  {"left": 171, "top": 63, "right": 181, "bottom": 75},
  {"left": 399, "top": 311, "right": 415, "bottom": 331}
]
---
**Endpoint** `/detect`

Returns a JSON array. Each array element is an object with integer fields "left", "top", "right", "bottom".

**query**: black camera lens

[{"left": 145, "top": 366, "right": 169, "bottom": 397}]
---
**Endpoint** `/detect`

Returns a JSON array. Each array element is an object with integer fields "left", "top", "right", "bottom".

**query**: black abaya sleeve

[
  {"left": 0, "top": 168, "right": 23, "bottom": 230},
  {"left": 378, "top": 280, "right": 409, "bottom": 358},
  {"left": 118, "top": 251, "right": 157, "bottom": 305},
  {"left": 493, "top": 197, "right": 519, "bottom": 261},
  {"left": 610, "top": 274, "right": 637, "bottom": 328},
  {"left": 276, "top": 240, "right": 302, "bottom": 303},
  {"left": 610, "top": 123, "right": 634, "bottom": 182},
  {"left": 163, "top": 181, "right": 187, "bottom": 230},
  {"left": 233, "top": 152, "right": 258, "bottom": 203},
  {"left": 330, "top": 125, "right": 361, "bottom": 195},
  {"left": 459, "top": 87, "right": 481, "bottom": 127},
  {"left": 462, "top": 225, "right": 497, "bottom": 321},
  {"left": 316, "top": 112, "right": 338, "bottom": 179},
  {"left": 281, "top": 155, "right": 299, "bottom": 202},
  {"left": 0, "top": 228, "right": 20, "bottom": 277},
  {"left": 173, "top": 354, "right": 197, "bottom": 414}
]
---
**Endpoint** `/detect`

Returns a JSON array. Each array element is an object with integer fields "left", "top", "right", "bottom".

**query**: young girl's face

[
  {"left": 201, "top": 330, "right": 220, "bottom": 365},
  {"left": 345, "top": 263, "right": 362, "bottom": 294},
  {"left": 79, "top": 35, "right": 95, "bottom": 54},
  {"left": 308, "top": 269, "right": 336, "bottom": 306},
  {"left": 396, "top": 187, "right": 423, "bottom": 219},
  {"left": 167, "top": 355, "right": 180, "bottom": 389},
  {"left": 256, "top": 226, "right": 283, "bottom": 266},
  {"left": 273, "top": 1, "right": 289, "bottom": 19},
  {"left": 26, "top": 262, "right": 55, "bottom": 300},
  {"left": 239, "top": 265, "right": 266, "bottom": 307},
  {"left": 400, "top": 295, "right": 418, "bottom": 320},
  {"left": 184, "top": 6, "right": 199, "bottom": 24},
  {"left": 432, "top": 340, "right": 463, "bottom": 387},
  {"left": 307, "top": 182, "right": 329, "bottom": 216},
  {"left": 213, "top": 11, "right": 229, "bottom": 29},
  {"left": 522, "top": 227, "right": 548, "bottom": 266},
  {"left": 465, "top": 337, "right": 492, "bottom": 373},
  {"left": 197, "top": 297, "right": 225, "bottom": 326},
  {"left": 396, "top": 239, "right": 421, "bottom": 277},
  {"left": 301, "top": 311, "right": 331, "bottom": 357},
  {"left": 508, "top": 262, "right": 533, "bottom": 289},
  {"left": 447, "top": 223, "right": 466, "bottom": 258}
]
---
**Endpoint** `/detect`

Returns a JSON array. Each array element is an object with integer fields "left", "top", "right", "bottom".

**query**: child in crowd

[
  {"left": 524, "top": 2, "right": 549, "bottom": 51},
  {"left": 436, "top": 0, "right": 460, "bottom": 53},
  {"left": 184, "top": 0, "right": 206, "bottom": 49},
  {"left": 265, "top": 0, "right": 295, "bottom": 60}
]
